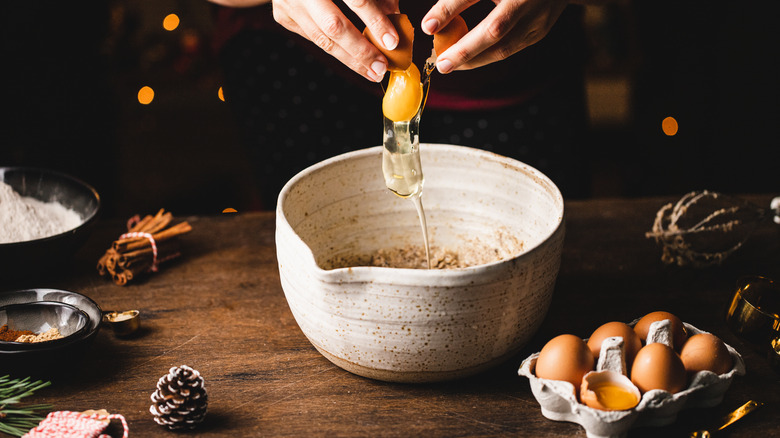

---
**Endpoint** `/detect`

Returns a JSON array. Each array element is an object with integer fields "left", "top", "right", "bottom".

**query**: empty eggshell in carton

[{"left": 519, "top": 317, "right": 746, "bottom": 438}]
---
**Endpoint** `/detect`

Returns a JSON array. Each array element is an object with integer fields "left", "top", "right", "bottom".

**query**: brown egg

[
  {"left": 680, "top": 333, "right": 733, "bottom": 375},
  {"left": 630, "top": 342, "right": 687, "bottom": 394},
  {"left": 535, "top": 334, "right": 594, "bottom": 392},
  {"left": 634, "top": 311, "right": 688, "bottom": 350},
  {"left": 364, "top": 13, "right": 414, "bottom": 71},
  {"left": 433, "top": 15, "right": 468, "bottom": 56},
  {"left": 587, "top": 321, "right": 643, "bottom": 367}
]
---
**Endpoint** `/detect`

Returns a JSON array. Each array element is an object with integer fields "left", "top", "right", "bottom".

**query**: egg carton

[{"left": 518, "top": 321, "right": 745, "bottom": 438}]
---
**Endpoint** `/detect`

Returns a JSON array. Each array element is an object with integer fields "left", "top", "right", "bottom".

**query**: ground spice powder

[
  {"left": 0, "top": 324, "right": 63, "bottom": 343},
  {"left": 0, "top": 324, "right": 35, "bottom": 341}
]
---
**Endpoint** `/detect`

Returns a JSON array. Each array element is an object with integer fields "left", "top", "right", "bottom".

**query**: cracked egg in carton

[{"left": 518, "top": 317, "right": 745, "bottom": 438}]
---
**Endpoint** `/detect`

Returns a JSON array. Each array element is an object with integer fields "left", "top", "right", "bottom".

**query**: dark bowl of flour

[{"left": 0, "top": 167, "right": 101, "bottom": 274}]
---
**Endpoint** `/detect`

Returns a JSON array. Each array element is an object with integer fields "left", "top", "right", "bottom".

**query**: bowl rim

[
  {"left": 0, "top": 166, "right": 102, "bottom": 247},
  {"left": 277, "top": 143, "right": 565, "bottom": 280}
]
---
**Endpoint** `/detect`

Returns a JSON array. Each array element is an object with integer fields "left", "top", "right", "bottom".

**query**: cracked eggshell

[
  {"left": 364, "top": 13, "right": 414, "bottom": 71},
  {"left": 581, "top": 370, "right": 641, "bottom": 411},
  {"left": 433, "top": 15, "right": 468, "bottom": 57},
  {"left": 519, "top": 321, "right": 745, "bottom": 438}
]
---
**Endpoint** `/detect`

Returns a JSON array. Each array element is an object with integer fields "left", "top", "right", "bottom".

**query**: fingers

[
  {"left": 345, "top": 0, "right": 400, "bottom": 50},
  {"left": 444, "top": 2, "right": 525, "bottom": 72},
  {"left": 425, "top": 0, "right": 566, "bottom": 73},
  {"left": 421, "top": 0, "right": 478, "bottom": 35},
  {"left": 273, "top": 0, "right": 396, "bottom": 82},
  {"left": 308, "top": 0, "right": 389, "bottom": 80}
]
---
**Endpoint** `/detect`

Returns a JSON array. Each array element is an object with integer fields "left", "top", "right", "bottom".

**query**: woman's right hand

[{"left": 272, "top": 0, "right": 401, "bottom": 82}]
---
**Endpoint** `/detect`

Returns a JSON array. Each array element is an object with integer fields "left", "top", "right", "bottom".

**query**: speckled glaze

[{"left": 276, "top": 144, "right": 565, "bottom": 382}]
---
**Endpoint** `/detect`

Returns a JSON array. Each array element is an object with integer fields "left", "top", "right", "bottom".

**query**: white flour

[{"left": 0, "top": 181, "right": 83, "bottom": 244}]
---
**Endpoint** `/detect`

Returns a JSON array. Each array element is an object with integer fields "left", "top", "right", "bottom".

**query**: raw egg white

[
  {"left": 535, "top": 334, "right": 594, "bottom": 392},
  {"left": 630, "top": 342, "right": 687, "bottom": 394},
  {"left": 680, "top": 333, "right": 733, "bottom": 375}
]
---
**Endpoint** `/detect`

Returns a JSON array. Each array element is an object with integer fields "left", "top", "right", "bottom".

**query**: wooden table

[{"left": 3, "top": 195, "right": 779, "bottom": 437}]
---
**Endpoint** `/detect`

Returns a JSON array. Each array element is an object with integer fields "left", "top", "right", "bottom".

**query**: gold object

[
  {"left": 726, "top": 276, "right": 780, "bottom": 344},
  {"left": 689, "top": 400, "right": 763, "bottom": 437},
  {"left": 103, "top": 310, "right": 140, "bottom": 336},
  {"left": 769, "top": 337, "right": 780, "bottom": 374}
]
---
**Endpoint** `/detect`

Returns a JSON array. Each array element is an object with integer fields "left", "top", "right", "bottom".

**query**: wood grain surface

[{"left": 2, "top": 195, "right": 779, "bottom": 437}]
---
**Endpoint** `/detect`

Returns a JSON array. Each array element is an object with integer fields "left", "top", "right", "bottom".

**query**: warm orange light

[
  {"left": 218, "top": 86, "right": 225, "bottom": 102},
  {"left": 662, "top": 116, "right": 678, "bottom": 136},
  {"left": 163, "top": 14, "right": 180, "bottom": 31},
  {"left": 137, "top": 86, "right": 154, "bottom": 105},
  {"left": 222, "top": 207, "right": 238, "bottom": 213}
]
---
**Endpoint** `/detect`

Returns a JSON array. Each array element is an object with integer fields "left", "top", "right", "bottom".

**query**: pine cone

[{"left": 150, "top": 365, "right": 208, "bottom": 430}]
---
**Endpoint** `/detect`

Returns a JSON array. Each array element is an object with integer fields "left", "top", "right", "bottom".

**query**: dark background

[{"left": 2, "top": 1, "right": 778, "bottom": 219}]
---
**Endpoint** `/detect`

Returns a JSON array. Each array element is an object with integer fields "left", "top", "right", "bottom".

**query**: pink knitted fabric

[{"left": 23, "top": 411, "right": 128, "bottom": 438}]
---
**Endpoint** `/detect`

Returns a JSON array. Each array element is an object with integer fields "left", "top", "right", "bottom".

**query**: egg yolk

[
  {"left": 382, "top": 63, "right": 423, "bottom": 122},
  {"left": 586, "top": 382, "right": 639, "bottom": 410}
]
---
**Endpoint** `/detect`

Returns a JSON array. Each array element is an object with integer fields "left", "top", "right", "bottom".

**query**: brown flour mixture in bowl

[{"left": 326, "top": 235, "right": 524, "bottom": 270}]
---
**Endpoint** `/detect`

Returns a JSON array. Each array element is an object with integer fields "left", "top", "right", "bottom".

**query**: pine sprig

[{"left": 0, "top": 376, "right": 51, "bottom": 437}]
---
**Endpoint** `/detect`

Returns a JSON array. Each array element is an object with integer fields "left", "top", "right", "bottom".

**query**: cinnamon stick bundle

[{"left": 97, "top": 209, "right": 191, "bottom": 285}]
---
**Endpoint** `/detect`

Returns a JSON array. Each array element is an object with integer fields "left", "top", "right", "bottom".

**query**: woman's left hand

[{"left": 421, "top": 0, "right": 569, "bottom": 73}]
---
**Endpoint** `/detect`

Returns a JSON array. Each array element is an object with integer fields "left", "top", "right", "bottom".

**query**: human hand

[
  {"left": 272, "top": 0, "right": 401, "bottom": 81},
  {"left": 421, "top": 0, "right": 569, "bottom": 73}
]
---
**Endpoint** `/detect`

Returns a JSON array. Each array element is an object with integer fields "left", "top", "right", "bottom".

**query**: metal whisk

[{"left": 645, "top": 190, "right": 780, "bottom": 267}]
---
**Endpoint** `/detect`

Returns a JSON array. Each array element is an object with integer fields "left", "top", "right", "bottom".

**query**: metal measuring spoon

[
  {"left": 689, "top": 400, "right": 763, "bottom": 437},
  {"left": 102, "top": 310, "right": 140, "bottom": 337}
]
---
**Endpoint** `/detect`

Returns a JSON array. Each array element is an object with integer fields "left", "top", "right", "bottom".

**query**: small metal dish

[
  {"left": 0, "top": 301, "right": 89, "bottom": 349},
  {"left": 0, "top": 288, "right": 102, "bottom": 374},
  {"left": 103, "top": 310, "right": 140, "bottom": 337}
]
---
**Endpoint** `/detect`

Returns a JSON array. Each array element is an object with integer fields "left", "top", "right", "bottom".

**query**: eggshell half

[
  {"left": 433, "top": 15, "right": 468, "bottom": 56},
  {"left": 364, "top": 13, "right": 414, "bottom": 71},
  {"left": 581, "top": 370, "right": 641, "bottom": 411}
]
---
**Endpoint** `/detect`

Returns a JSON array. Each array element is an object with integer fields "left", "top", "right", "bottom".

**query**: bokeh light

[
  {"left": 163, "top": 14, "right": 180, "bottom": 31},
  {"left": 137, "top": 86, "right": 154, "bottom": 105},
  {"left": 662, "top": 116, "right": 678, "bottom": 136},
  {"left": 222, "top": 207, "right": 238, "bottom": 213},
  {"left": 218, "top": 86, "right": 225, "bottom": 102}
]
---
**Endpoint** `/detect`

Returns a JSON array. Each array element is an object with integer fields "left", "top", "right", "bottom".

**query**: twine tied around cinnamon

[
  {"left": 97, "top": 209, "right": 191, "bottom": 285},
  {"left": 118, "top": 231, "right": 159, "bottom": 272}
]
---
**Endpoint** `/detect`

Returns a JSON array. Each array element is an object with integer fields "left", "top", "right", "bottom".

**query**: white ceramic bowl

[{"left": 276, "top": 144, "right": 565, "bottom": 382}]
